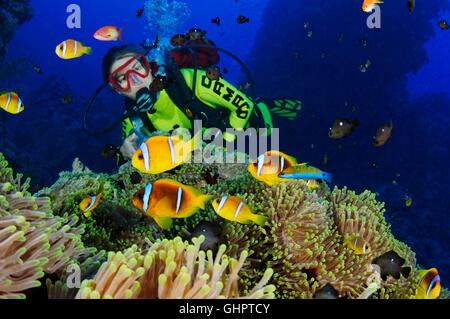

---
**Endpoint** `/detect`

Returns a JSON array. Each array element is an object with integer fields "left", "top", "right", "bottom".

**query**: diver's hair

[{"left": 102, "top": 44, "right": 146, "bottom": 83}]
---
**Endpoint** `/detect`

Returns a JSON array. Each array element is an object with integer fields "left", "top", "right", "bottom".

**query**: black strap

[
  {"left": 164, "top": 54, "right": 230, "bottom": 132},
  {"left": 124, "top": 97, "right": 157, "bottom": 133}
]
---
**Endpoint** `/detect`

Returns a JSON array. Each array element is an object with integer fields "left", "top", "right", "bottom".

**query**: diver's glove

[{"left": 133, "top": 88, "right": 158, "bottom": 113}]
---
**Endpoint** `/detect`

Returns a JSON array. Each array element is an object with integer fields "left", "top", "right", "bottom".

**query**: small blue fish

[{"left": 279, "top": 163, "right": 333, "bottom": 182}]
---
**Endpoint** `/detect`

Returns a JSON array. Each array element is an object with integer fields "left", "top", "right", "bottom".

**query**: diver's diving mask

[{"left": 109, "top": 54, "right": 151, "bottom": 92}]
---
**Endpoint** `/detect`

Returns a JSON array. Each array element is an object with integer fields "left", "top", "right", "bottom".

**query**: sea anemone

[
  {"left": 76, "top": 236, "right": 275, "bottom": 299},
  {"left": 0, "top": 153, "right": 96, "bottom": 299}
]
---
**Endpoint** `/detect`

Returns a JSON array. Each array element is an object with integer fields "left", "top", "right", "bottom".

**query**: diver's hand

[{"left": 120, "top": 133, "right": 139, "bottom": 160}]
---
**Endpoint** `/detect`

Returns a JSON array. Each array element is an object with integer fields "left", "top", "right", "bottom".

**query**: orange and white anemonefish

[
  {"left": 132, "top": 179, "right": 213, "bottom": 230},
  {"left": 79, "top": 183, "right": 104, "bottom": 217},
  {"left": 305, "top": 179, "right": 319, "bottom": 190},
  {"left": 247, "top": 150, "right": 298, "bottom": 186},
  {"left": 362, "top": 0, "right": 384, "bottom": 12},
  {"left": 415, "top": 268, "right": 441, "bottom": 299},
  {"left": 132, "top": 131, "right": 202, "bottom": 175},
  {"left": 94, "top": 26, "right": 123, "bottom": 41},
  {"left": 211, "top": 195, "right": 268, "bottom": 226},
  {"left": 0, "top": 92, "right": 24, "bottom": 114},
  {"left": 344, "top": 235, "right": 371, "bottom": 255},
  {"left": 55, "top": 39, "right": 92, "bottom": 59}
]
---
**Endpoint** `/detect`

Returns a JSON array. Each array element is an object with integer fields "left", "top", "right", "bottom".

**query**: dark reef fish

[
  {"left": 237, "top": 15, "right": 250, "bottom": 24},
  {"left": 62, "top": 93, "right": 72, "bottom": 105},
  {"left": 136, "top": 8, "right": 144, "bottom": 18},
  {"left": 359, "top": 38, "right": 367, "bottom": 47},
  {"left": 313, "top": 283, "right": 346, "bottom": 299},
  {"left": 33, "top": 65, "right": 43, "bottom": 74},
  {"left": 186, "top": 28, "right": 206, "bottom": 41},
  {"left": 190, "top": 221, "right": 222, "bottom": 253},
  {"left": 372, "top": 250, "right": 411, "bottom": 281},
  {"left": 328, "top": 118, "right": 359, "bottom": 139},
  {"left": 407, "top": 0, "right": 415, "bottom": 12},
  {"left": 170, "top": 34, "right": 186, "bottom": 46},
  {"left": 373, "top": 120, "right": 393, "bottom": 147},
  {"left": 438, "top": 20, "right": 449, "bottom": 30},
  {"left": 101, "top": 144, "right": 119, "bottom": 158},
  {"left": 206, "top": 65, "right": 222, "bottom": 81},
  {"left": 212, "top": 17, "right": 220, "bottom": 26},
  {"left": 149, "top": 75, "right": 170, "bottom": 92}
]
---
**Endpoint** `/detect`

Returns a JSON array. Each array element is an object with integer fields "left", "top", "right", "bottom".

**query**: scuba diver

[{"left": 84, "top": 28, "right": 302, "bottom": 166}]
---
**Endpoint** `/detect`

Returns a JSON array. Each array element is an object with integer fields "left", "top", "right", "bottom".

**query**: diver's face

[{"left": 110, "top": 54, "right": 154, "bottom": 100}]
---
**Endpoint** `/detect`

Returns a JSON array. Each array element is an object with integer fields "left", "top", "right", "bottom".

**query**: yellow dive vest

[{"left": 121, "top": 68, "right": 273, "bottom": 142}]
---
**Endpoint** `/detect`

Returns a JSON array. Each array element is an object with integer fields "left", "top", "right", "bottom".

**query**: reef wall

[{"left": 0, "top": 0, "right": 34, "bottom": 57}]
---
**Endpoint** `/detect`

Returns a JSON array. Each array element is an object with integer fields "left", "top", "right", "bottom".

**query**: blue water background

[{"left": 1, "top": 0, "right": 449, "bottom": 288}]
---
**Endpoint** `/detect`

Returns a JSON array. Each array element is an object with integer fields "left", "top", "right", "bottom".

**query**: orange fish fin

[
  {"left": 197, "top": 194, "right": 214, "bottom": 210},
  {"left": 253, "top": 214, "right": 268, "bottom": 227},
  {"left": 154, "top": 217, "right": 173, "bottom": 229},
  {"left": 277, "top": 151, "right": 298, "bottom": 166},
  {"left": 152, "top": 195, "right": 174, "bottom": 213},
  {"left": 118, "top": 27, "right": 123, "bottom": 41},
  {"left": 157, "top": 178, "right": 183, "bottom": 189}
]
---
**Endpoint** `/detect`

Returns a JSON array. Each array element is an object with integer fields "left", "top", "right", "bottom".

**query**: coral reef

[
  {"left": 0, "top": 0, "right": 34, "bottom": 57},
  {"left": 2, "top": 151, "right": 445, "bottom": 299},
  {"left": 0, "top": 153, "right": 97, "bottom": 299}
]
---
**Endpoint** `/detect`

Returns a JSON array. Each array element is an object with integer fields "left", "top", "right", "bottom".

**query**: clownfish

[
  {"left": 362, "top": 0, "right": 384, "bottom": 12},
  {"left": 279, "top": 163, "right": 333, "bottom": 183},
  {"left": 55, "top": 39, "right": 92, "bottom": 60},
  {"left": 344, "top": 235, "right": 371, "bottom": 255},
  {"left": 79, "top": 183, "right": 104, "bottom": 217},
  {"left": 247, "top": 150, "right": 298, "bottom": 186},
  {"left": 0, "top": 92, "right": 24, "bottom": 114},
  {"left": 305, "top": 179, "right": 319, "bottom": 190},
  {"left": 415, "top": 268, "right": 441, "bottom": 299},
  {"left": 132, "top": 179, "right": 213, "bottom": 230},
  {"left": 211, "top": 195, "right": 268, "bottom": 227},
  {"left": 132, "top": 131, "right": 202, "bottom": 175}
]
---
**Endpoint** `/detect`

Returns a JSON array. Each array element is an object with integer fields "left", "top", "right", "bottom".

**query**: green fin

[
  {"left": 253, "top": 214, "right": 268, "bottom": 227},
  {"left": 154, "top": 217, "right": 173, "bottom": 229},
  {"left": 265, "top": 98, "right": 302, "bottom": 120},
  {"left": 84, "top": 45, "right": 93, "bottom": 55}
]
